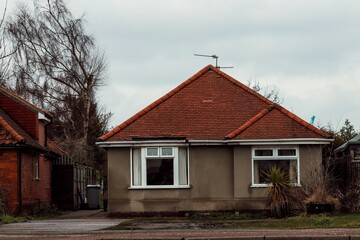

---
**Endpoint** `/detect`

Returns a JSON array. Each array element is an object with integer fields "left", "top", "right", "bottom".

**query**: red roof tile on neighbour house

[
  {"left": 47, "top": 139, "right": 67, "bottom": 156},
  {"left": 0, "top": 108, "right": 44, "bottom": 149},
  {"left": 0, "top": 86, "right": 51, "bottom": 117},
  {"left": 0, "top": 86, "right": 52, "bottom": 140},
  {"left": 100, "top": 65, "right": 327, "bottom": 142},
  {"left": 0, "top": 114, "right": 25, "bottom": 144}
]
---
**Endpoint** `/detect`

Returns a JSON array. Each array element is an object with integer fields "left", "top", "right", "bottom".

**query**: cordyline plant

[{"left": 264, "top": 166, "right": 297, "bottom": 218}]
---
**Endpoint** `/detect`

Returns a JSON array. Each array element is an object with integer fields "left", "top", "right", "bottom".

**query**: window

[
  {"left": 33, "top": 155, "right": 40, "bottom": 180},
  {"left": 353, "top": 148, "right": 360, "bottom": 161},
  {"left": 252, "top": 147, "right": 299, "bottom": 187},
  {"left": 131, "top": 147, "right": 189, "bottom": 188}
]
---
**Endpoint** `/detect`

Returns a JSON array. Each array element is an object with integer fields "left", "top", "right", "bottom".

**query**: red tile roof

[
  {"left": 226, "top": 104, "right": 327, "bottom": 139},
  {"left": 0, "top": 108, "right": 43, "bottom": 149},
  {"left": 0, "top": 86, "right": 51, "bottom": 117},
  {"left": 100, "top": 65, "right": 327, "bottom": 141},
  {"left": 47, "top": 139, "right": 67, "bottom": 156},
  {"left": 0, "top": 113, "right": 25, "bottom": 144}
]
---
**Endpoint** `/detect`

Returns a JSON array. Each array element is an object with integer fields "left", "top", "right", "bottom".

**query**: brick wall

[
  {"left": 0, "top": 149, "right": 52, "bottom": 213},
  {"left": 0, "top": 149, "right": 19, "bottom": 212},
  {"left": 21, "top": 152, "right": 52, "bottom": 209}
]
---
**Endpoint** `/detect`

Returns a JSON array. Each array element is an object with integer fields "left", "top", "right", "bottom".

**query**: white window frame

[
  {"left": 251, "top": 146, "right": 300, "bottom": 187},
  {"left": 130, "top": 146, "right": 190, "bottom": 189}
]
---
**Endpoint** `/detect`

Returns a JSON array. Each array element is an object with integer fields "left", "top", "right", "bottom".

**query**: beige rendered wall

[
  {"left": 299, "top": 145, "right": 323, "bottom": 183},
  {"left": 107, "top": 144, "right": 323, "bottom": 213},
  {"left": 107, "top": 146, "right": 235, "bottom": 212},
  {"left": 233, "top": 145, "right": 267, "bottom": 210}
]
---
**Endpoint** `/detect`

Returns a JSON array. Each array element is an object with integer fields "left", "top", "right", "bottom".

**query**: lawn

[
  {"left": 0, "top": 214, "right": 28, "bottom": 224},
  {"left": 108, "top": 213, "right": 360, "bottom": 230}
]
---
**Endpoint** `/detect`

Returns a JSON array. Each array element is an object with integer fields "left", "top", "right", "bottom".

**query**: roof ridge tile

[{"left": 210, "top": 66, "right": 274, "bottom": 105}]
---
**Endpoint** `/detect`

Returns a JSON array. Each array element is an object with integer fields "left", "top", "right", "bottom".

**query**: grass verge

[
  {"left": 0, "top": 214, "right": 28, "bottom": 224},
  {"left": 108, "top": 213, "right": 360, "bottom": 230}
]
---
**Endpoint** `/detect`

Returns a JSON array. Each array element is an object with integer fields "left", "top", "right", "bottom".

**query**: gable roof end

[{"left": 226, "top": 104, "right": 328, "bottom": 139}]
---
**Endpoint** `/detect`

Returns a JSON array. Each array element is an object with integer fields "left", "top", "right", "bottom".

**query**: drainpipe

[{"left": 17, "top": 150, "right": 22, "bottom": 213}]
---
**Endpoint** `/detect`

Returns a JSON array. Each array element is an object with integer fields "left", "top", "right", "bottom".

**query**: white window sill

[
  {"left": 128, "top": 185, "right": 191, "bottom": 190},
  {"left": 251, "top": 183, "right": 301, "bottom": 188}
]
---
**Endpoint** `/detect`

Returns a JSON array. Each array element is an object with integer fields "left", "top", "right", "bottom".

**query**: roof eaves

[
  {"left": 99, "top": 65, "right": 213, "bottom": 141},
  {"left": 226, "top": 105, "right": 274, "bottom": 139}
]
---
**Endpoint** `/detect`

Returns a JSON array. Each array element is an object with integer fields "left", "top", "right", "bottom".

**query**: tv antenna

[{"left": 194, "top": 54, "right": 233, "bottom": 69}]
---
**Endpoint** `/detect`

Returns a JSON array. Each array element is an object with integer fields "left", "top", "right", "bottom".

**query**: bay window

[{"left": 252, "top": 146, "right": 299, "bottom": 187}]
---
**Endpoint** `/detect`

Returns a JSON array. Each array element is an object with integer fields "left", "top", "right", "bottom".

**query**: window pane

[
  {"left": 254, "top": 149, "right": 273, "bottom": 156},
  {"left": 278, "top": 149, "right": 296, "bottom": 156},
  {"left": 178, "top": 147, "right": 188, "bottom": 185},
  {"left": 254, "top": 160, "right": 297, "bottom": 184},
  {"left": 146, "top": 159, "right": 174, "bottom": 185},
  {"left": 161, "top": 147, "right": 173, "bottom": 156},
  {"left": 132, "top": 148, "right": 142, "bottom": 186},
  {"left": 354, "top": 149, "right": 360, "bottom": 160},
  {"left": 147, "top": 147, "right": 158, "bottom": 156}
]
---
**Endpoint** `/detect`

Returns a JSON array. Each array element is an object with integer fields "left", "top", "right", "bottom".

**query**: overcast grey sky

[{"left": 3, "top": 0, "right": 360, "bottom": 131}]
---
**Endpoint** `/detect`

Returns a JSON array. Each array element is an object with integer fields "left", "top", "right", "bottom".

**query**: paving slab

[{"left": 0, "top": 210, "right": 124, "bottom": 237}]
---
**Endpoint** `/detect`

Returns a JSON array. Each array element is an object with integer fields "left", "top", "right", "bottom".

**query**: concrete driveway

[{"left": 0, "top": 209, "right": 124, "bottom": 238}]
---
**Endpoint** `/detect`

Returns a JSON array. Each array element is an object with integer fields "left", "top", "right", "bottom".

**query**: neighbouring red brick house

[{"left": 0, "top": 86, "right": 58, "bottom": 213}]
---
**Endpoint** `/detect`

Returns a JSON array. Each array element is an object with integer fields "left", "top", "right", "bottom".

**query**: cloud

[{"left": 3, "top": 0, "right": 360, "bottom": 130}]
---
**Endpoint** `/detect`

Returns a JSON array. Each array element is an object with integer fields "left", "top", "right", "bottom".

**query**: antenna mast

[{"left": 194, "top": 54, "right": 233, "bottom": 69}]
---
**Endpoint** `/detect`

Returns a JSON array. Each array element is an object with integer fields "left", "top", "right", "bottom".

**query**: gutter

[
  {"left": 96, "top": 140, "right": 188, "bottom": 148},
  {"left": 96, "top": 138, "right": 333, "bottom": 148}
]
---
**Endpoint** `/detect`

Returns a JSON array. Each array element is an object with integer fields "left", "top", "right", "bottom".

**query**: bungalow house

[
  {"left": 0, "top": 86, "right": 57, "bottom": 213},
  {"left": 98, "top": 65, "right": 331, "bottom": 213}
]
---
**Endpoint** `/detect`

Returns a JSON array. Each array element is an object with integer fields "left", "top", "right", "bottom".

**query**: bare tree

[
  {"left": 6, "top": 0, "right": 110, "bottom": 165},
  {"left": 0, "top": 0, "right": 15, "bottom": 85},
  {"left": 247, "top": 78, "right": 283, "bottom": 104}
]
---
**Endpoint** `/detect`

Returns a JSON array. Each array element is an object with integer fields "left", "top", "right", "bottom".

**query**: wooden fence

[
  {"left": 52, "top": 156, "right": 99, "bottom": 210},
  {"left": 330, "top": 156, "right": 360, "bottom": 189}
]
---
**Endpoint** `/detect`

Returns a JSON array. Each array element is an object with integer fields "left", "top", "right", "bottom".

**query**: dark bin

[{"left": 86, "top": 185, "right": 101, "bottom": 209}]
